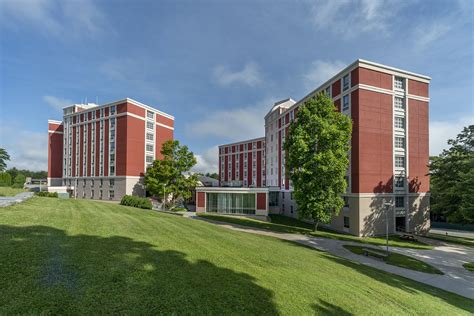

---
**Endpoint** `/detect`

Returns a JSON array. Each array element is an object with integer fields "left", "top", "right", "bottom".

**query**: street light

[{"left": 383, "top": 202, "right": 393, "bottom": 256}]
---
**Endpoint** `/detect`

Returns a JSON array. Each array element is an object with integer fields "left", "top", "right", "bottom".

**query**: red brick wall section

[
  {"left": 125, "top": 102, "right": 145, "bottom": 117},
  {"left": 334, "top": 99, "right": 341, "bottom": 112},
  {"left": 116, "top": 116, "right": 127, "bottom": 176},
  {"left": 232, "top": 154, "right": 236, "bottom": 180},
  {"left": 359, "top": 67, "right": 392, "bottom": 90},
  {"left": 95, "top": 121, "right": 100, "bottom": 176},
  {"left": 332, "top": 80, "right": 341, "bottom": 97},
  {"left": 48, "top": 123, "right": 63, "bottom": 178},
  {"left": 351, "top": 67, "right": 359, "bottom": 87},
  {"left": 156, "top": 113, "right": 174, "bottom": 128},
  {"left": 239, "top": 153, "right": 244, "bottom": 181},
  {"left": 104, "top": 119, "right": 109, "bottom": 176},
  {"left": 125, "top": 116, "right": 145, "bottom": 176},
  {"left": 408, "top": 80, "right": 429, "bottom": 98},
  {"left": 155, "top": 125, "right": 173, "bottom": 160},
  {"left": 355, "top": 89, "right": 393, "bottom": 193},
  {"left": 408, "top": 99, "right": 430, "bottom": 193},
  {"left": 197, "top": 192, "right": 205, "bottom": 208},
  {"left": 257, "top": 151, "right": 261, "bottom": 186},
  {"left": 256, "top": 193, "right": 266, "bottom": 210},
  {"left": 247, "top": 151, "right": 252, "bottom": 185}
]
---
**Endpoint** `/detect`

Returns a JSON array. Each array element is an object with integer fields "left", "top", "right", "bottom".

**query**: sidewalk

[
  {"left": 197, "top": 217, "right": 474, "bottom": 299},
  {"left": 0, "top": 192, "right": 34, "bottom": 207}
]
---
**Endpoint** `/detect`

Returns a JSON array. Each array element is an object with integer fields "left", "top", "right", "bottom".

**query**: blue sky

[{"left": 0, "top": 0, "right": 473, "bottom": 172}]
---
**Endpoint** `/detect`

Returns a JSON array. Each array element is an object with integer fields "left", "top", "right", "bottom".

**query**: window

[
  {"left": 110, "top": 105, "right": 116, "bottom": 115},
  {"left": 325, "top": 86, "right": 331, "bottom": 97},
  {"left": 290, "top": 205, "right": 294, "bottom": 214},
  {"left": 100, "top": 179, "right": 103, "bottom": 187},
  {"left": 146, "top": 133, "right": 154, "bottom": 141},
  {"left": 395, "top": 117, "right": 405, "bottom": 129},
  {"left": 343, "top": 74, "right": 350, "bottom": 91},
  {"left": 147, "top": 110, "right": 154, "bottom": 120},
  {"left": 395, "top": 176, "right": 404, "bottom": 188},
  {"left": 343, "top": 95, "right": 349, "bottom": 111},
  {"left": 146, "top": 155, "right": 153, "bottom": 163},
  {"left": 146, "top": 144, "right": 154, "bottom": 152},
  {"left": 99, "top": 190, "right": 103, "bottom": 199},
  {"left": 83, "top": 179, "right": 86, "bottom": 187},
  {"left": 109, "top": 179, "right": 114, "bottom": 187},
  {"left": 109, "top": 190, "right": 115, "bottom": 200},
  {"left": 344, "top": 216, "right": 350, "bottom": 228},
  {"left": 395, "top": 156, "right": 405, "bottom": 168},
  {"left": 147, "top": 121, "right": 154, "bottom": 130},
  {"left": 91, "top": 190, "right": 94, "bottom": 198},
  {"left": 395, "top": 196, "right": 404, "bottom": 208},
  {"left": 343, "top": 197, "right": 349, "bottom": 207},
  {"left": 395, "top": 137, "right": 405, "bottom": 149},
  {"left": 394, "top": 97, "right": 404, "bottom": 109},
  {"left": 394, "top": 76, "right": 404, "bottom": 90},
  {"left": 109, "top": 166, "right": 115, "bottom": 175},
  {"left": 91, "top": 179, "right": 94, "bottom": 186}
]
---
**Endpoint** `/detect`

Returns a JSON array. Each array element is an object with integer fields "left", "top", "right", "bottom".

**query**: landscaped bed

[
  {"left": 343, "top": 245, "right": 444, "bottom": 275},
  {"left": 0, "top": 197, "right": 471, "bottom": 314},
  {"left": 198, "top": 213, "right": 433, "bottom": 250}
]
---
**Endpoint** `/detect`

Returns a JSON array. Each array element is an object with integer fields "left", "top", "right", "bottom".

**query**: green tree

[
  {"left": 0, "top": 148, "right": 10, "bottom": 172},
  {"left": 145, "top": 140, "right": 198, "bottom": 208},
  {"left": 205, "top": 172, "right": 219, "bottom": 180},
  {"left": 430, "top": 125, "right": 474, "bottom": 224},
  {"left": 285, "top": 93, "right": 352, "bottom": 231},
  {"left": 0, "top": 172, "right": 12, "bottom": 187},
  {"left": 12, "top": 173, "right": 26, "bottom": 189}
]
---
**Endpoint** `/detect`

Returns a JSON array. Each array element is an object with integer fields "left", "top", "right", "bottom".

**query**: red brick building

[
  {"left": 47, "top": 98, "right": 174, "bottom": 200},
  {"left": 214, "top": 60, "right": 430, "bottom": 236},
  {"left": 218, "top": 137, "right": 266, "bottom": 187}
]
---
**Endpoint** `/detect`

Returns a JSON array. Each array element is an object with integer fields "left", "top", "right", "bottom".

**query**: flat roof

[{"left": 218, "top": 136, "right": 266, "bottom": 148}]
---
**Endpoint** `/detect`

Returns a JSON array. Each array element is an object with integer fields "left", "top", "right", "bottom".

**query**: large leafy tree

[
  {"left": 285, "top": 93, "right": 352, "bottom": 231},
  {"left": 430, "top": 125, "right": 473, "bottom": 224},
  {"left": 145, "top": 140, "right": 198, "bottom": 208},
  {"left": 0, "top": 148, "right": 10, "bottom": 172}
]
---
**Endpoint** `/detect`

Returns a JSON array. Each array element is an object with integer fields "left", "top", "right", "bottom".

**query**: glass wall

[{"left": 206, "top": 193, "right": 256, "bottom": 214}]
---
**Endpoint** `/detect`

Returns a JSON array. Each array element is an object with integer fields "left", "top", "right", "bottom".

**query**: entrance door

[{"left": 396, "top": 216, "right": 406, "bottom": 232}]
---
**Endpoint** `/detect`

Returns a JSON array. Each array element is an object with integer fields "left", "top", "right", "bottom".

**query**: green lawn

[
  {"left": 424, "top": 233, "right": 474, "bottom": 247},
  {"left": 198, "top": 213, "right": 433, "bottom": 249},
  {"left": 0, "top": 187, "right": 27, "bottom": 197},
  {"left": 1, "top": 198, "right": 472, "bottom": 314},
  {"left": 343, "top": 245, "right": 443, "bottom": 275},
  {"left": 463, "top": 262, "right": 474, "bottom": 272}
]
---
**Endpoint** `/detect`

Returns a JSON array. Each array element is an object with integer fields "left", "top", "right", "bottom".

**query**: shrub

[
  {"left": 0, "top": 172, "right": 12, "bottom": 187},
  {"left": 120, "top": 195, "right": 152, "bottom": 209},
  {"left": 35, "top": 191, "right": 58, "bottom": 198},
  {"left": 12, "top": 174, "right": 26, "bottom": 188}
]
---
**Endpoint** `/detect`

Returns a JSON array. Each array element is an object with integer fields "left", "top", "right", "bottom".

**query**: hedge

[
  {"left": 35, "top": 191, "right": 58, "bottom": 198},
  {"left": 120, "top": 195, "right": 152, "bottom": 209}
]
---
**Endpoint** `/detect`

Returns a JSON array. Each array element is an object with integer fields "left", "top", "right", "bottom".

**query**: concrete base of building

[
  {"left": 61, "top": 176, "right": 145, "bottom": 201},
  {"left": 275, "top": 191, "right": 430, "bottom": 237}
]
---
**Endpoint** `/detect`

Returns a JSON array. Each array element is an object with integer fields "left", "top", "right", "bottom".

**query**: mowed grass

[
  {"left": 343, "top": 245, "right": 443, "bottom": 275},
  {"left": 463, "top": 262, "right": 474, "bottom": 272},
  {"left": 0, "top": 187, "right": 27, "bottom": 196},
  {"left": 0, "top": 198, "right": 472, "bottom": 315},
  {"left": 198, "top": 213, "right": 433, "bottom": 249}
]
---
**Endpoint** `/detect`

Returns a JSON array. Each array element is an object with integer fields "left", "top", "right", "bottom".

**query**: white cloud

[
  {"left": 309, "top": 0, "right": 401, "bottom": 37},
  {"left": 192, "top": 146, "right": 219, "bottom": 174},
  {"left": 213, "top": 62, "right": 262, "bottom": 86},
  {"left": 0, "top": 127, "right": 47, "bottom": 171},
  {"left": 0, "top": 0, "right": 107, "bottom": 39},
  {"left": 430, "top": 116, "right": 474, "bottom": 156},
  {"left": 186, "top": 98, "right": 276, "bottom": 141},
  {"left": 43, "top": 95, "right": 72, "bottom": 111},
  {"left": 303, "top": 60, "right": 346, "bottom": 89}
]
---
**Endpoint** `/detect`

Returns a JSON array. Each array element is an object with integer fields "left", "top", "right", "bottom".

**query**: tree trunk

[{"left": 314, "top": 221, "right": 319, "bottom": 232}]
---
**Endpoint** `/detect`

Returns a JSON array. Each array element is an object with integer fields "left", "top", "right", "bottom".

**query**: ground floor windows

[
  {"left": 206, "top": 192, "right": 256, "bottom": 215},
  {"left": 344, "top": 216, "right": 350, "bottom": 228}
]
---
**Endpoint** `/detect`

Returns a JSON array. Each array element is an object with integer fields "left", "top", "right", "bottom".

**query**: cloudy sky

[{"left": 0, "top": 0, "right": 473, "bottom": 172}]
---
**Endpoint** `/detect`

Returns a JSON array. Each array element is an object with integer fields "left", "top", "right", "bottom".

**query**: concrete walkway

[
  {"left": 197, "top": 218, "right": 474, "bottom": 299},
  {"left": 430, "top": 228, "right": 474, "bottom": 239},
  {"left": 0, "top": 192, "right": 34, "bottom": 207}
]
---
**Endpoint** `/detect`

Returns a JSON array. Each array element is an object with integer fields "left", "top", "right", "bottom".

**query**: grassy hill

[{"left": 0, "top": 197, "right": 472, "bottom": 314}]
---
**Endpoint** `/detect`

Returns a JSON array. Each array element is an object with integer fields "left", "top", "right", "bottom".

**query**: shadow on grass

[
  {"left": 0, "top": 225, "right": 277, "bottom": 314},
  {"left": 312, "top": 299, "right": 353, "bottom": 315}
]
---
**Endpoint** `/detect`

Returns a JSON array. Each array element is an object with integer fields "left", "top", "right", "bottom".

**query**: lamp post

[{"left": 383, "top": 202, "right": 392, "bottom": 256}]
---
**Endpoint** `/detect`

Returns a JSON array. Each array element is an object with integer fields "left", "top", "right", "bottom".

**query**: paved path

[
  {"left": 0, "top": 192, "right": 34, "bottom": 207},
  {"left": 430, "top": 228, "right": 474, "bottom": 239},
  {"left": 197, "top": 218, "right": 474, "bottom": 299}
]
